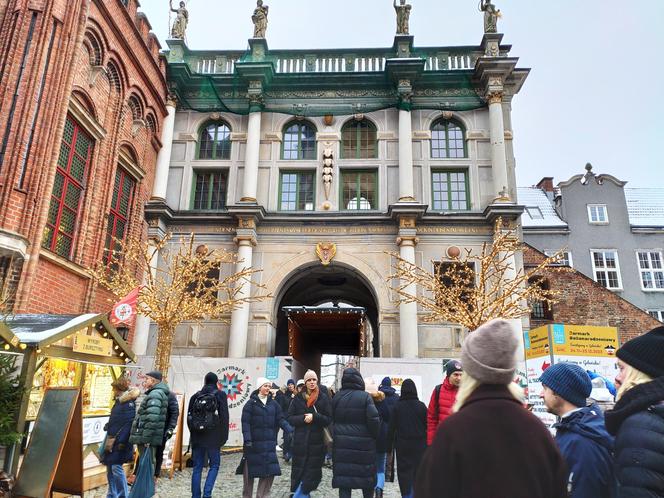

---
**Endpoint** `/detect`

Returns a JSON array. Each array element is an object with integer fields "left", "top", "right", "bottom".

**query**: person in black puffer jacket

[
  {"left": 241, "top": 377, "right": 293, "bottom": 497},
  {"left": 332, "top": 368, "right": 380, "bottom": 498},
  {"left": 605, "top": 325, "right": 664, "bottom": 498},
  {"left": 288, "top": 370, "right": 332, "bottom": 497},
  {"left": 386, "top": 379, "right": 426, "bottom": 498},
  {"left": 375, "top": 377, "right": 399, "bottom": 498}
]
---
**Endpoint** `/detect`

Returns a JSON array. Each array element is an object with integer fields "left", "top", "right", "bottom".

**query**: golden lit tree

[
  {"left": 390, "top": 219, "right": 569, "bottom": 331},
  {"left": 89, "top": 233, "right": 266, "bottom": 377}
]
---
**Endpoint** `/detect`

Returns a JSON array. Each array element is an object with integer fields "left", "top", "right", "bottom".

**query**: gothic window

[
  {"left": 192, "top": 170, "right": 227, "bottom": 210},
  {"left": 431, "top": 170, "right": 469, "bottom": 210},
  {"left": 341, "top": 170, "right": 377, "bottom": 210},
  {"left": 104, "top": 168, "right": 136, "bottom": 264},
  {"left": 127, "top": 95, "right": 143, "bottom": 120},
  {"left": 341, "top": 119, "right": 377, "bottom": 159},
  {"left": 42, "top": 115, "right": 93, "bottom": 259},
  {"left": 198, "top": 121, "right": 231, "bottom": 160},
  {"left": 279, "top": 171, "right": 315, "bottom": 211},
  {"left": 282, "top": 121, "right": 316, "bottom": 160},
  {"left": 431, "top": 119, "right": 466, "bottom": 158},
  {"left": 145, "top": 114, "right": 157, "bottom": 135}
]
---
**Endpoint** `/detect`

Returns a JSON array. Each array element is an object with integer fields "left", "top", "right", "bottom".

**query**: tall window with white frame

[
  {"left": 191, "top": 170, "right": 227, "bottom": 210},
  {"left": 341, "top": 170, "right": 377, "bottom": 210},
  {"left": 637, "top": 251, "right": 664, "bottom": 290},
  {"left": 587, "top": 204, "right": 608, "bottom": 224},
  {"left": 591, "top": 250, "right": 622, "bottom": 289},
  {"left": 431, "top": 170, "right": 469, "bottom": 211},
  {"left": 279, "top": 171, "right": 315, "bottom": 211}
]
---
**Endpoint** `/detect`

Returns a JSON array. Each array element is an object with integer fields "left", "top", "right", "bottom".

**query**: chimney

[{"left": 536, "top": 177, "right": 554, "bottom": 193}]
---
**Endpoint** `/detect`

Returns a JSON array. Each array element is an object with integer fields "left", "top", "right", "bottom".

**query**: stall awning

[{"left": 0, "top": 313, "right": 135, "bottom": 363}]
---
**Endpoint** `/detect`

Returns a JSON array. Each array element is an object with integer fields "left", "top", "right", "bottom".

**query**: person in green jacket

[{"left": 130, "top": 371, "right": 170, "bottom": 466}]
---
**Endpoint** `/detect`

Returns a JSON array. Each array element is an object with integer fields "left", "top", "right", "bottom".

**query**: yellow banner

[
  {"left": 73, "top": 333, "right": 113, "bottom": 357},
  {"left": 550, "top": 324, "right": 618, "bottom": 357},
  {"left": 524, "top": 326, "right": 551, "bottom": 360}
]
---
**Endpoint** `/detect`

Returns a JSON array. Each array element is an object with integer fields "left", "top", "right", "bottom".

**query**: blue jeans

[
  {"left": 376, "top": 452, "right": 387, "bottom": 490},
  {"left": 191, "top": 446, "right": 221, "bottom": 498},
  {"left": 106, "top": 464, "right": 128, "bottom": 498},
  {"left": 293, "top": 482, "right": 310, "bottom": 498}
]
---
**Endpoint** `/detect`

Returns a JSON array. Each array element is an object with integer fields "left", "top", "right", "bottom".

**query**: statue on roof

[
  {"left": 479, "top": 0, "right": 501, "bottom": 34},
  {"left": 394, "top": 0, "right": 412, "bottom": 35},
  {"left": 169, "top": 1, "right": 188, "bottom": 40},
  {"left": 252, "top": 0, "right": 269, "bottom": 38}
]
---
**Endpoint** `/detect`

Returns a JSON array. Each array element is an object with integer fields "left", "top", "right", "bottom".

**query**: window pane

[
  {"left": 214, "top": 124, "right": 231, "bottom": 159},
  {"left": 651, "top": 252, "right": 662, "bottom": 269},
  {"left": 193, "top": 170, "right": 227, "bottom": 210},
  {"left": 199, "top": 125, "right": 215, "bottom": 159},
  {"left": 301, "top": 125, "right": 316, "bottom": 160},
  {"left": 642, "top": 272, "right": 653, "bottom": 288},
  {"left": 280, "top": 173, "right": 298, "bottom": 211},
  {"left": 342, "top": 120, "right": 376, "bottom": 159},
  {"left": 298, "top": 172, "right": 315, "bottom": 210}
]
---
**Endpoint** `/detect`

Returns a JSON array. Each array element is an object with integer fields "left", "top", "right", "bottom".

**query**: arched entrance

[{"left": 274, "top": 262, "right": 380, "bottom": 377}]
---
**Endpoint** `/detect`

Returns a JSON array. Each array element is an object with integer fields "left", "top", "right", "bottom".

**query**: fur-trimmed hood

[
  {"left": 118, "top": 387, "right": 140, "bottom": 404},
  {"left": 370, "top": 390, "right": 385, "bottom": 402}
]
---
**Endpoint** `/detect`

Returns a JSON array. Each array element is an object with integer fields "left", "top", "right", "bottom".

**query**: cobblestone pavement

[{"left": 87, "top": 452, "right": 403, "bottom": 497}]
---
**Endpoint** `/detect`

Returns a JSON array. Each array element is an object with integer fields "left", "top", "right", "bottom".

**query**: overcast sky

[{"left": 139, "top": 0, "right": 663, "bottom": 188}]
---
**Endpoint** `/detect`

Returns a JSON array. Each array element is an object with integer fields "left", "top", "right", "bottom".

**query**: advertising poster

[{"left": 523, "top": 328, "right": 556, "bottom": 426}]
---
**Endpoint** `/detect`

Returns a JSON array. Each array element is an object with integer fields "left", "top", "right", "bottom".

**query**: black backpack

[{"left": 188, "top": 392, "right": 219, "bottom": 432}]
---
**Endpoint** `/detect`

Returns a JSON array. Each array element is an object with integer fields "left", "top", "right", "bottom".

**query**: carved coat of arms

[{"left": 315, "top": 242, "right": 336, "bottom": 266}]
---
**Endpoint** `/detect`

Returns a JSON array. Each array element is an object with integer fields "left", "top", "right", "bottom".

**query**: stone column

[
  {"left": 397, "top": 216, "right": 419, "bottom": 358},
  {"left": 132, "top": 239, "right": 158, "bottom": 355},
  {"left": 241, "top": 98, "right": 263, "bottom": 202},
  {"left": 487, "top": 90, "right": 510, "bottom": 201},
  {"left": 398, "top": 109, "right": 415, "bottom": 201},
  {"left": 228, "top": 219, "right": 257, "bottom": 357},
  {"left": 151, "top": 96, "right": 177, "bottom": 201}
]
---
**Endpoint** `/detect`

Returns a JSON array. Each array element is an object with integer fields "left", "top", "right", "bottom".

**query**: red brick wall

[
  {"left": 524, "top": 245, "right": 661, "bottom": 344},
  {"left": 0, "top": 0, "right": 166, "bottom": 341}
]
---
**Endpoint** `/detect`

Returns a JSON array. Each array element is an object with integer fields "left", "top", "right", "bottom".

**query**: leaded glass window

[
  {"left": 431, "top": 120, "right": 466, "bottom": 158},
  {"left": 198, "top": 121, "right": 231, "bottom": 160},
  {"left": 282, "top": 122, "right": 316, "bottom": 160},
  {"left": 104, "top": 168, "right": 136, "bottom": 264},
  {"left": 431, "top": 170, "right": 469, "bottom": 210},
  {"left": 42, "top": 115, "right": 93, "bottom": 259},
  {"left": 342, "top": 170, "right": 377, "bottom": 210},
  {"left": 279, "top": 171, "right": 315, "bottom": 211},
  {"left": 192, "top": 170, "right": 227, "bottom": 210},
  {"left": 341, "top": 120, "right": 377, "bottom": 159}
]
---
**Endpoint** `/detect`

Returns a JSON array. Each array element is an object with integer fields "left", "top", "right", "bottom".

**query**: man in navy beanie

[{"left": 541, "top": 363, "right": 616, "bottom": 497}]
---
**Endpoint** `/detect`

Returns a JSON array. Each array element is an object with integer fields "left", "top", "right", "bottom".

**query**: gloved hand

[{"left": 165, "top": 428, "right": 174, "bottom": 440}]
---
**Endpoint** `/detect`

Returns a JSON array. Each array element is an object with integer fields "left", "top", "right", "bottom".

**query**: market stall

[{"left": 0, "top": 313, "right": 135, "bottom": 489}]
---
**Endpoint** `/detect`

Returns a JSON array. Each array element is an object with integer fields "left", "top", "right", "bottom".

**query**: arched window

[
  {"left": 341, "top": 119, "right": 377, "bottom": 159},
  {"left": 127, "top": 95, "right": 143, "bottom": 120},
  {"left": 431, "top": 119, "right": 466, "bottom": 158},
  {"left": 145, "top": 114, "right": 157, "bottom": 135},
  {"left": 282, "top": 121, "right": 316, "bottom": 160},
  {"left": 198, "top": 121, "right": 231, "bottom": 160}
]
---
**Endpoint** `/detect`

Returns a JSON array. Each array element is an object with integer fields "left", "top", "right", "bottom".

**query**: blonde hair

[
  {"left": 453, "top": 373, "right": 525, "bottom": 413},
  {"left": 616, "top": 363, "right": 653, "bottom": 401}
]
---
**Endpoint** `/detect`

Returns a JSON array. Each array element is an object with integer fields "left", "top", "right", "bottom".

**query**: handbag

[
  {"left": 104, "top": 435, "right": 116, "bottom": 453},
  {"left": 312, "top": 405, "right": 333, "bottom": 446},
  {"left": 235, "top": 455, "right": 247, "bottom": 475}
]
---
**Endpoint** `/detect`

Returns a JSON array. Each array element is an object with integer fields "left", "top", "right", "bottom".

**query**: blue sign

[
  {"left": 552, "top": 324, "right": 566, "bottom": 345},
  {"left": 523, "top": 331, "right": 531, "bottom": 350},
  {"left": 266, "top": 357, "right": 279, "bottom": 380}
]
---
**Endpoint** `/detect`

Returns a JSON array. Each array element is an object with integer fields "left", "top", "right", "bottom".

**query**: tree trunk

[{"left": 153, "top": 323, "right": 175, "bottom": 380}]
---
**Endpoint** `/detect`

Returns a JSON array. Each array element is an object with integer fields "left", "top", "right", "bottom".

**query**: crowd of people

[{"left": 98, "top": 321, "right": 664, "bottom": 497}]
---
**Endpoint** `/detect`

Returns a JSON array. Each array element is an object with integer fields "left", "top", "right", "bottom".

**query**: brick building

[
  {"left": 524, "top": 244, "right": 661, "bottom": 344},
  {"left": 0, "top": 0, "right": 167, "bottom": 320}
]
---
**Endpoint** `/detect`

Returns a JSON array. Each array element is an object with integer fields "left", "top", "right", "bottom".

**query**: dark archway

[{"left": 274, "top": 263, "right": 380, "bottom": 374}]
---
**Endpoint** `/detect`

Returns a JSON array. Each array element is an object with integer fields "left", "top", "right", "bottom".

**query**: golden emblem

[{"left": 315, "top": 242, "right": 336, "bottom": 266}]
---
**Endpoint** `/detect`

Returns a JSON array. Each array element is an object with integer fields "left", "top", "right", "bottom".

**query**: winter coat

[
  {"left": 187, "top": 384, "right": 230, "bottom": 449},
  {"left": 129, "top": 382, "right": 170, "bottom": 447},
  {"left": 164, "top": 392, "right": 180, "bottom": 435},
  {"left": 426, "top": 377, "right": 458, "bottom": 445},
  {"left": 331, "top": 368, "right": 381, "bottom": 490},
  {"left": 241, "top": 391, "right": 292, "bottom": 479},
  {"left": 287, "top": 389, "right": 332, "bottom": 494},
  {"left": 386, "top": 379, "right": 426, "bottom": 496},
  {"left": 415, "top": 384, "right": 568, "bottom": 498},
  {"left": 275, "top": 389, "right": 291, "bottom": 417},
  {"left": 376, "top": 384, "right": 398, "bottom": 453},
  {"left": 554, "top": 404, "right": 616, "bottom": 498},
  {"left": 605, "top": 376, "right": 664, "bottom": 497},
  {"left": 103, "top": 387, "right": 139, "bottom": 465}
]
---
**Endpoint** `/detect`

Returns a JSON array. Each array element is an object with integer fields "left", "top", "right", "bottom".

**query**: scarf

[
  {"left": 305, "top": 386, "right": 319, "bottom": 408},
  {"left": 604, "top": 376, "right": 664, "bottom": 435}
]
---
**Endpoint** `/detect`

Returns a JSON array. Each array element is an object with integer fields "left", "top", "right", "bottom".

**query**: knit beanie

[
  {"left": 540, "top": 363, "right": 592, "bottom": 407},
  {"left": 296, "top": 379, "right": 305, "bottom": 387},
  {"left": 256, "top": 377, "right": 270, "bottom": 389},
  {"left": 461, "top": 319, "right": 518, "bottom": 385},
  {"left": 616, "top": 325, "right": 664, "bottom": 378},
  {"left": 304, "top": 370, "right": 318, "bottom": 382},
  {"left": 145, "top": 371, "right": 162, "bottom": 382},
  {"left": 287, "top": 379, "right": 295, "bottom": 386},
  {"left": 204, "top": 372, "right": 218, "bottom": 386},
  {"left": 445, "top": 360, "right": 463, "bottom": 377}
]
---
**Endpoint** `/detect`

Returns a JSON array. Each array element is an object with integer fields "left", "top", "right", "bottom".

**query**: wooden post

[{"left": 10, "top": 348, "right": 38, "bottom": 475}]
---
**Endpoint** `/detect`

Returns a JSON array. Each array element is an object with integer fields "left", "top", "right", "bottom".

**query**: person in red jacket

[{"left": 426, "top": 360, "right": 462, "bottom": 445}]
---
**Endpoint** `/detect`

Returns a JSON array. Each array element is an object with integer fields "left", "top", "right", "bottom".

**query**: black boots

[{"left": 375, "top": 489, "right": 383, "bottom": 498}]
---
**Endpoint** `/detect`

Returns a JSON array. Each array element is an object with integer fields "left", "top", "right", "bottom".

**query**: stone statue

[
  {"left": 479, "top": 0, "right": 500, "bottom": 34},
  {"left": 394, "top": 0, "right": 412, "bottom": 35},
  {"left": 252, "top": 0, "right": 269, "bottom": 38},
  {"left": 170, "top": 0, "right": 188, "bottom": 39}
]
